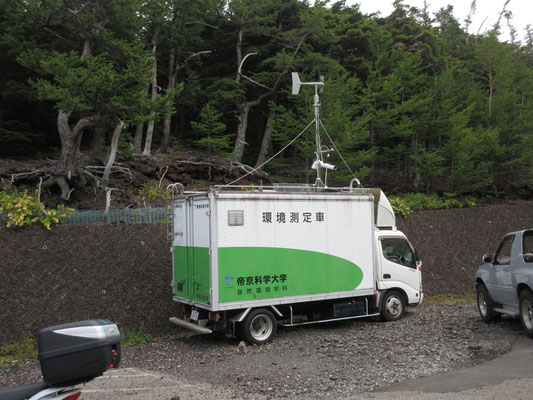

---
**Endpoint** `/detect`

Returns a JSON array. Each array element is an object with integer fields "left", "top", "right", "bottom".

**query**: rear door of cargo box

[
  {"left": 172, "top": 196, "right": 211, "bottom": 304},
  {"left": 189, "top": 197, "right": 211, "bottom": 304},
  {"left": 172, "top": 198, "right": 189, "bottom": 299}
]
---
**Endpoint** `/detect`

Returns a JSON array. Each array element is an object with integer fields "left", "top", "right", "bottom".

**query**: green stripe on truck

[{"left": 218, "top": 247, "right": 364, "bottom": 303}]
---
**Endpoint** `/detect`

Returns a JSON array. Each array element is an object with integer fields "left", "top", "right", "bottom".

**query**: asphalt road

[
  {"left": 355, "top": 336, "right": 533, "bottom": 400},
  {"left": 81, "top": 336, "right": 533, "bottom": 400}
]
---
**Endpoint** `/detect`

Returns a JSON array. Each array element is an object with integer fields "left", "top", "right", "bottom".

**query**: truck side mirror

[
  {"left": 414, "top": 249, "right": 422, "bottom": 269},
  {"left": 483, "top": 253, "right": 494, "bottom": 263}
]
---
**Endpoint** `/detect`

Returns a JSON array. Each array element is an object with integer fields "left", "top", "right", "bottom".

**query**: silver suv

[{"left": 475, "top": 229, "right": 533, "bottom": 337}]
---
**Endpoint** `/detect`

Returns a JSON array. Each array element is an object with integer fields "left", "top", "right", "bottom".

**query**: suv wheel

[
  {"left": 519, "top": 290, "right": 533, "bottom": 338},
  {"left": 477, "top": 284, "right": 500, "bottom": 323}
]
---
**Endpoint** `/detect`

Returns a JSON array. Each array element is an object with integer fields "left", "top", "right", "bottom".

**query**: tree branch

[
  {"left": 238, "top": 53, "right": 273, "bottom": 90},
  {"left": 173, "top": 50, "right": 212, "bottom": 79},
  {"left": 72, "top": 114, "right": 100, "bottom": 136}
]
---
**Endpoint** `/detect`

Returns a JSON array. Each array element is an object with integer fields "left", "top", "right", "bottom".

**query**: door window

[
  {"left": 523, "top": 231, "right": 533, "bottom": 263},
  {"left": 494, "top": 235, "right": 514, "bottom": 265},
  {"left": 381, "top": 238, "right": 416, "bottom": 269}
]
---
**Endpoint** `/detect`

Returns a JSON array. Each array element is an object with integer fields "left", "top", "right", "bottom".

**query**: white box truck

[{"left": 169, "top": 185, "right": 423, "bottom": 344}]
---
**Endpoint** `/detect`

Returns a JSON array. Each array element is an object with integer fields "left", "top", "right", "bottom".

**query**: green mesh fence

[
  {"left": 65, "top": 207, "right": 168, "bottom": 225},
  {"left": 1, "top": 207, "right": 168, "bottom": 227}
]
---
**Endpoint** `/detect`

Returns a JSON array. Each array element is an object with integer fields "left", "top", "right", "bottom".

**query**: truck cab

[
  {"left": 376, "top": 230, "right": 423, "bottom": 308},
  {"left": 361, "top": 188, "right": 424, "bottom": 313}
]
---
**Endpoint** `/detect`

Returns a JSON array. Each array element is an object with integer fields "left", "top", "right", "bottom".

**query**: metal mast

[{"left": 291, "top": 72, "right": 335, "bottom": 188}]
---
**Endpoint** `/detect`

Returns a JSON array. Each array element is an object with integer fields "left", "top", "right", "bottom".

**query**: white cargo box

[{"left": 171, "top": 188, "right": 377, "bottom": 312}]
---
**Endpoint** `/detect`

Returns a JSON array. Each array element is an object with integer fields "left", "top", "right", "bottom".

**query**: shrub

[
  {"left": 0, "top": 188, "right": 73, "bottom": 229},
  {"left": 137, "top": 183, "right": 169, "bottom": 202},
  {"left": 121, "top": 326, "right": 153, "bottom": 347},
  {"left": 388, "top": 193, "right": 477, "bottom": 217}
]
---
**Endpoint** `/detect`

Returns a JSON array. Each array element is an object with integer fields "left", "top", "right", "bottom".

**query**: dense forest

[{"left": 1, "top": 0, "right": 532, "bottom": 200}]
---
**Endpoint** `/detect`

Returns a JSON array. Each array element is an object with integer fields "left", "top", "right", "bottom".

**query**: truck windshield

[{"left": 381, "top": 238, "right": 415, "bottom": 269}]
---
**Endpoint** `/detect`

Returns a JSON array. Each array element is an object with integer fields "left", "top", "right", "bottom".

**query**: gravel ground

[{"left": 0, "top": 302, "right": 525, "bottom": 398}]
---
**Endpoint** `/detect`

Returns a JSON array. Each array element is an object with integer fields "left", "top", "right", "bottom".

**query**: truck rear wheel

[
  {"left": 380, "top": 291, "right": 405, "bottom": 321},
  {"left": 519, "top": 290, "right": 533, "bottom": 338},
  {"left": 477, "top": 284, "right": 500, "bottom": 323},
  {"left": 242, "top": 308, "right": 277, "bottom": 345}
]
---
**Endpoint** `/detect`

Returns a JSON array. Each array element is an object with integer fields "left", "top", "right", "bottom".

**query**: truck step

[
  {"left": 493, "top": 307, "right": 519, "bottom": 317},
  {"left": 169, "top": 317, "right": 212, "bottom": 334},
  {"left": 325, "top": 301, "right": 366, "bottom": 319},
  {"left": 279, "top": 313, "right": 380, "bottom": 327}
]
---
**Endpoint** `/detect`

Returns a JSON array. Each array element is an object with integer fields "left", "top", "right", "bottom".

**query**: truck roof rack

[{"left": 211, "top": 184, "right": 372, "bottom": 194}]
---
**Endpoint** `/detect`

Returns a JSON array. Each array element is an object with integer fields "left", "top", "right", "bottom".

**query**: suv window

[
  {"left": 523, "top": 231, "right": 533, "bottom": 263},
  {"left": 495, "top": 235, "right": 514, "bottom": 265},
  {"left": 381, "top": 238, "right": 416, "bottom": 269}
]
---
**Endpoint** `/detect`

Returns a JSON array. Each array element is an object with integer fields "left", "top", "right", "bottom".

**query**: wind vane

[{"left": 291, "top": 72, "right": 335, "bottom": 188}]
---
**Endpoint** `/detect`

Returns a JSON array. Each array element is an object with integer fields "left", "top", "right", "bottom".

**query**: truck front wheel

[
  {"left": 380, "top": 291, "right": 405, "bottom": 321},
  {"left": 242, "top": 308, "right": 277, "bottom": 345},
  {"left": 519, "top": 290, "right": 533, "bottom": 338}
]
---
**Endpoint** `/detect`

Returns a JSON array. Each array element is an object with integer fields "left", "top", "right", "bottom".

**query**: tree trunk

[
  {"left": 101, "top": 120, "right": 125, "bottom": 188},
  {"left": 55, "top": 111, "right": 99, "bottom": 199},
  {"left": 160, "top": 9, "right": 178, "bottom": 154},
  {"left": 143, "top": 30, "right": 159, "bottom": 156},
  {"left": 57, "top": 112, "right": 79, "bottom": 179},
  {"left": 160, "top": 59, "right": 176, "bottom": 153},
  {"left": 255, "top": 107, "right": 275, "bottom": 171},
  {"left": 57, "top": 111, "right": 99, "bottom": 176},
  {"left": 235, "top": 28, "right": 244, "bottom": 83},
  {"left": 133, "top": 121, "right": 144, "bottom": 153},
  {"left": 488, "top": 66, "right": 494, "bottom": 123},
  {"left": 161, "top": 50, "right": 211, "bottom": 153},
  {"left": 233, "top": 103, "right": 251, "bottom": 162},
  {"left": 81, "top": 38, "right": 92, "bottom": 58},
  {"left": 161, "top": 113, "right": 172, "bottom": 153}
]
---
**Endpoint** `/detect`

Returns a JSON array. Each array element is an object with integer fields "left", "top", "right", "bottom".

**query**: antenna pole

[
  {"left": 314, "top": 85, "right": 323, "bottom": 187},
  {"left": 291, "top": 72, "right": 334, "bottom": 188}
]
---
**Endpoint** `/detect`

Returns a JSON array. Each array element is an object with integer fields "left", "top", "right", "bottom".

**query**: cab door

[
  {"left": 490, "top": 234, "right": 515, "bottom": 305},
  {"left": 379, "top": 236, "right": 421, "bottom": 300}
]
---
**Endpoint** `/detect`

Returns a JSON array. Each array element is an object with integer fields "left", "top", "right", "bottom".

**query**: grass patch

[
  {"left": 0, "top": 336, "right": 37, "bottom": 373},
  {"left": 121, "top": 326, "right": 154, "bottom": 347},
  {"left": 424, "top": 293, "right": 476, "bottom": 305}
]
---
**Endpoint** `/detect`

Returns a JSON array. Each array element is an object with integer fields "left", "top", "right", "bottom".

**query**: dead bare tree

[
  {"left": 160, "top": 50, "right": 211, "bottom": 153},
  {"left": 232, "top": 31, "right": 310, "bottom": 163},
  {"left": 143, "top": 27, "right": 160, "bottom": 157}
]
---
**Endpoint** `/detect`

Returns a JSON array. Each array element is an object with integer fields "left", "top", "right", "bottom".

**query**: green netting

[
  {"left": 0, "top": 207, "right": 168, "bottom": 227},
  {"left": 65, "top": 208, "right": 168, "bottom": 225}
]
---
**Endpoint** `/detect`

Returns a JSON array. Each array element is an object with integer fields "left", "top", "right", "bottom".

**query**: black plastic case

[{"left": 38, "top": 319, "right": 121, "bottom": 385}]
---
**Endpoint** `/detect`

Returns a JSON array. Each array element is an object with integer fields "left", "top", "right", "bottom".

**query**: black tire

[
  {"left": 380, "top": 291, "right": 406, "bottom": 321},
  {"left": 241, "top": 308, "right": 277, "bottom": 345},
  {"left": 519, "top": 290, "right": 533, "bottom": 338},
  {"left": 477, "top": 284, "right": 500, "bottom": 323}
]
